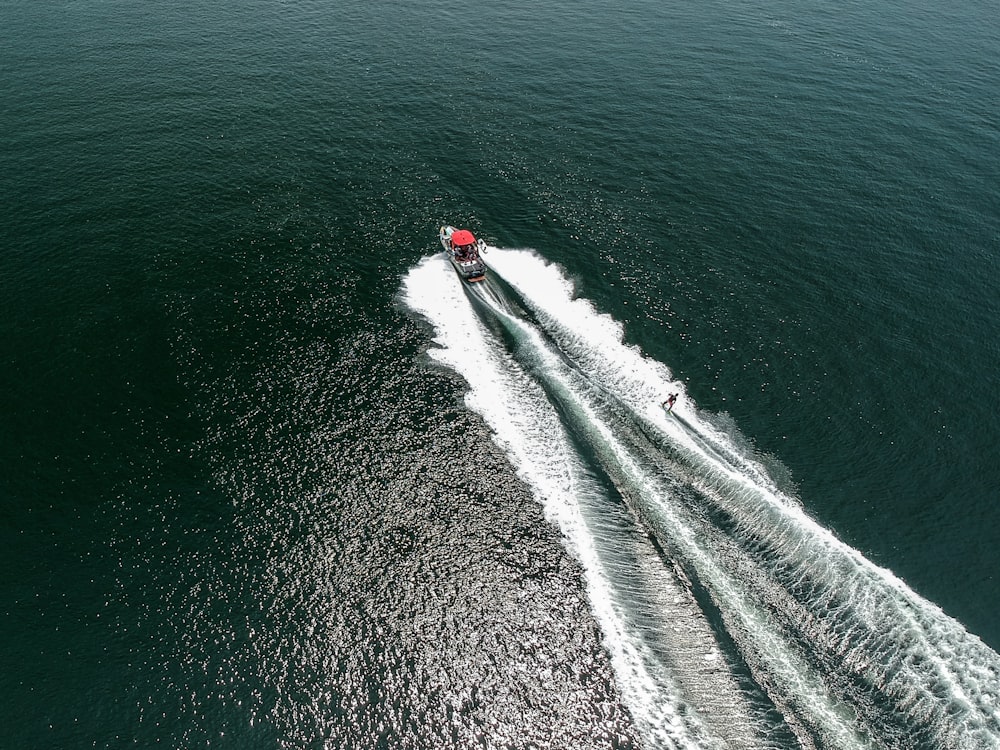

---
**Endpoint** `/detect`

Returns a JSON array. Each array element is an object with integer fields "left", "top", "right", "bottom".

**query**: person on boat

[{"left": 662, "top": 393, "right": 678, "bottom": 412}]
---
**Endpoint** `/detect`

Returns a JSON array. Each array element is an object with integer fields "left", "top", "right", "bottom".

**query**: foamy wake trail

[{"left": 402, "top": 249, "right": 1000, "bottom": 750}]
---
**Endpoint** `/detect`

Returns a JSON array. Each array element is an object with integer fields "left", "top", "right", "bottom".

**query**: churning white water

[{"left": 402, "top": 248, "right": 1000, "bottom": 750}]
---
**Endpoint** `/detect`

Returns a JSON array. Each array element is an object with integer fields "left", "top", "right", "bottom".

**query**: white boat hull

[{"left": 440, "top": 225, "right": 487, "bottom": 282}]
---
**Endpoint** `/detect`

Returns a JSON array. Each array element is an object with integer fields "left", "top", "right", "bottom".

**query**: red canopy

[{"left": 450, "top": 229, "right": 476, "bottom": 246}]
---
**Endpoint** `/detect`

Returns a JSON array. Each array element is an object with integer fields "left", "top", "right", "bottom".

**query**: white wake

[{"left": 402, "top": 248, "right": 1000, "bottom": 749}]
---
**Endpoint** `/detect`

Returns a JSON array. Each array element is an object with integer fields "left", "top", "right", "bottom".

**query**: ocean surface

[{"left": 2, "top": 0, "right": 998, "bottom": 747}]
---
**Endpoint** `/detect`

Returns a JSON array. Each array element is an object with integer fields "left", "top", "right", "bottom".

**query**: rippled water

[{"left": 2, "top": 0, "right": 998, "bottom": 747}]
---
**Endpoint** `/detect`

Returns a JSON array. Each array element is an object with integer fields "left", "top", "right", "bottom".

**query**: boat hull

[{"left": 440, "top": 225, "right": 487, "bottom": 282}]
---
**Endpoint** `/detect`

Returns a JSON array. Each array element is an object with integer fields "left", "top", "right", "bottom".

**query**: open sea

[{"left": 2, "top": 0, "right": 999, "bottom": 747}]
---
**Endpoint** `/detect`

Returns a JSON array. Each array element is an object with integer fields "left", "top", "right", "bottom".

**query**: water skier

[{"left": 662, "top": 393, "right": 678, "bottom": 412}]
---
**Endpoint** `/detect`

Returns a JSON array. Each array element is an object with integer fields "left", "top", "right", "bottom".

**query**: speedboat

[{"left": 439, "top": 225, "right": 487, "bottom": 282}]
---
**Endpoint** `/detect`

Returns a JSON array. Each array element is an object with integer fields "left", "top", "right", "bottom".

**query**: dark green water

[{"left": 2, "top": 0, "right": 998, "bottom": 747}]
